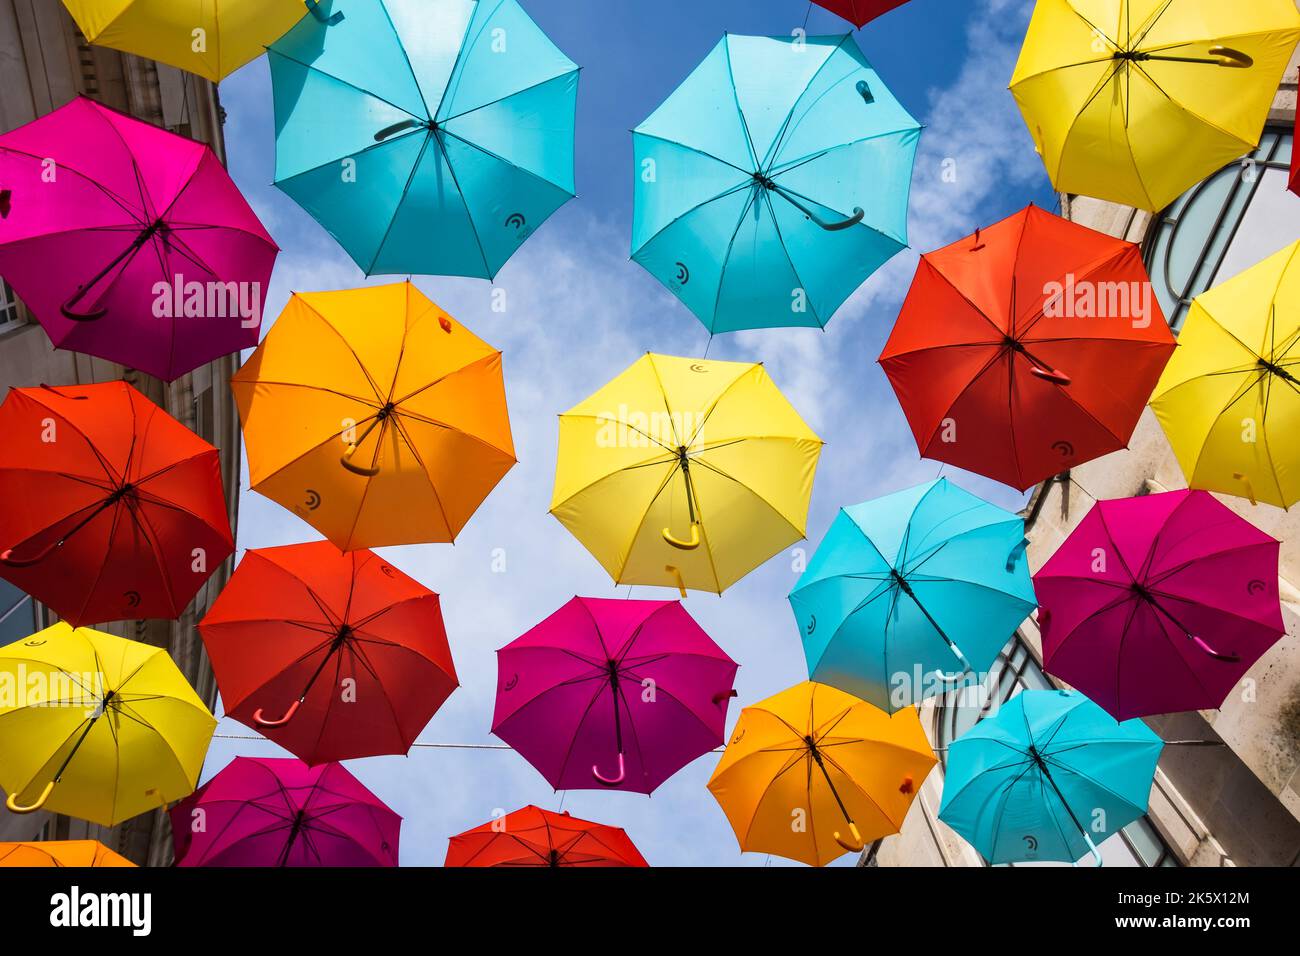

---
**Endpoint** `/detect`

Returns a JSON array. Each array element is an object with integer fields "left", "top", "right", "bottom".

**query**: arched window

[{"left": 0, "top": 579, "right": 35, "bottom": 647}]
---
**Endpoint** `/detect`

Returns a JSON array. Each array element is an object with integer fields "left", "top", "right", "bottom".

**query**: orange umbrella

[
  {"left": 445, "top": 806, "right": 648, "bottom": 867},
  {"left": 0, "top": 840, "right": 134, "bottom": 867}
]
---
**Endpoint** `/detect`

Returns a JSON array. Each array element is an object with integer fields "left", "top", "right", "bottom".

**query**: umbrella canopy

[
  {"left": 632, "top": 33, "right": 919, "bottom": 333},
  {"left": 199, "top": 541, "right": 458, "bottom": 764},
  {"left": 880, "top": 205, "right": 1175, "bottom": 490},
  {"left": 707, "top": 681, "right": 935, "bottom": 867},
  {"left": 1035, "top": 491, "right": 1284, "bottom": 720},
  {"left": 551, "top": 353, "right": 822, "bottom": 594},
  {"left": 1010, "top": 0, "right": 1300, "bottom": 212},
  {"left": 1150, "top": 241, "right": 1300, "bottom": 508},
  {"left": 445, "top": 805, "right": 649, "bottom": 867},
  {"left": 492, "top": 597, "right": 737, "bottom": 794},
  {"left": 789, "top": 479, "right": 1037, "bottom": 712},
  {"left": 939, "top": 690, "right": 1163, "bottom": 865},
  {"left": 813, "top": 1, "right": 909, "bottom": 28},
  {"left": 232, "top": 281, "right": 516, "bottom": 550},
  {"left": 0, "top": 381, "right": 234, "bottom": 627},
  {"left": 0, "top": 623, "right": 214, "bottom": 826},
  {"left": 0, "top": 97, "right": 278, "bottom": 381},
  {"left": 62, "top": 0, "right": 308, "bottom": 82},
  {"left": 171, "top": 757, "right": 400, "bottom": 867},
  {"left": 0, "top": 840, "right": 134, "bottom": 867},
  {"left": 269, "top": 0, "right": 578, "bottom": 279}
]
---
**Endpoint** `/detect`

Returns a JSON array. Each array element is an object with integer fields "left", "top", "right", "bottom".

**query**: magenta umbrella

[
  {"left": 493, "top": 597, "right": 738, "bottom": 794},
  {"left": 1035, "top": 490, "right": 1284, "bottom": 720},
  {"left": 170, "top": 757, "right": 399, "bottom": 867},
  {"left": 0, "top": 96, "right": 277, "bottom": 382}
]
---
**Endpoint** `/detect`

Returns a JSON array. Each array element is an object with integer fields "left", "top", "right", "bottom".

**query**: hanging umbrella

[
  {"left": 1010, "top": 0, "right": 1300, "bottom": 212},
  {"left": 492, "top": 597, "right": 737, "bottom": 794},
  {"left": 812, "top": 1, "right": 910, "bottom": 28},
  {"left": 0, "top": 840, "right": 134, "bottom": 867},
  {"left": 632, "top": 33, "right": 919, "bottom": 332},
  {"left": 551, "top": 353, "right": 822, "bottom": 594},
  {"left": 445, "top": 805, "right": 649, "bottom": 867},
  {"left": 789, "top": 479, "right": 1037, "bottom": 712},
  {"left": 231, "top": 281, "right": 516, "bottom": 550},
  {"left": 171, "top": 757, "right": 399, "bottom": 867},
  {"left": 0, "top": 381, "right": 234, "bottom": 627},
  {"left": 62, "top": 0, "right": 309, "bottom": 82},
  {"left": 268, "top": 0, "right": 578, "bottom": 279},
  {"left": 1034, "top": 491, "right": 1284, "bottom": 720},
  {"left": 0, "top": 97, "right": 278, "bottom": 382},
  {"left": 880, "top": 205, "right": 1175, "bottom": 490},
  {"left": 939, "top": 690, "right": 1163, "bottom": 866},
  {"left": 1150, "top": 241, "right": 1300, "bottom": 508},
  {"left": 0, "top": 623, "right": 214, "bottom": 825},
  {"left": 707, "top": 681, "right": 935, "bottom": 867},
  {"left": 199, "top": 541, "right": 458, "bottom": 764}
]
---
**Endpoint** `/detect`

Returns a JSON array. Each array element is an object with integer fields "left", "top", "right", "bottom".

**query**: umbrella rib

[
  {"left": 720, "top": 38, "right": 761, "bottom": 169},
  {"left": 409, "top": 130, "right": 493, "bottom": 279},
  {"left": 689, "top": 454, "right": 806, "bottom": 544},
  {"left": 760, "top": 35, "right": 851, "bottom": 170},
  {"left": 384, "top": 412, "right": 458, "bottom": 542},
  {"left": 758, "top": 187, "right": 826, "bottom": 328},
  {"left": 292, "top": 296, "right": 387, "bottom": 402},
  {"left": 767, "top": 122, "right": 919, "bottom": 188},
  {"left": 0, "top": 145, "right": 146, "bottom": 224},
  {"left": 267, "top": 50, "right": 423, "bottom": 131},
  {"left": 440, "top": 91, "right": 580, "bottom": 199},
  {"left": 441, "top": 66, "right": 578, "bottom": 130},
  {"left": 705, "top": 186, "right": 763, "bottom": 331},
  {"left": 375, "top": 0, "right": 431, "bottom": 118}
]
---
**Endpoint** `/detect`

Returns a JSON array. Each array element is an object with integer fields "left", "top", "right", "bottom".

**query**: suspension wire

[{"left": 212, "top": 733, "right": 728, "bottom": 753}]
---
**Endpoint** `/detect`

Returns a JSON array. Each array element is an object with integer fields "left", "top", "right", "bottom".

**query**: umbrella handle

[
  {"left": 374, "top": 119, "right": 423, "bottom": 142},
  {"left": 60, "top": 294, "right": 108, "bottom": 323},
  {"left": 341, "top": 444, "right": 381, "bottom": 477},
  {"left": 662, "top": 523, "right": 701, "bottom": 550},
  {"left": 0, "top": 189, "right": 11, "bottom": 218},
  {"left": 664, "top": 565, "right": 688, "bottom": 598},
  {"left": 253, "top": 699, "right": 302, "bottom": 728},
  {"left": 304, "top": 0, "right": 345, "bottom": 25},
  {"left": 1075, "top": 830, "right": 1104, "bottom": 868},
  {"left": 1006, "top": 537, "right": 1029, "bottom": 573},
  {"left": 713, "top": 689, "right": 738, "bottom": 706},
  {"left": 833, "top": 821, "right": 865, "bottom": 853},
  {"left": 1029, "top": 366, "right": 1071, "bottom": 386},
  {"left": 1189, "top": 635, "right": 1241, "bottom": 664},
  {"left": 1232, "top": 473, "right": 1257, "bottom": 506},
  {"left": 1209, "top": 47, "right": 1253, "bottom": 69},
  {"left": 6, "top": 781, "right": 54, "bottom": 814},
  {"left": 0, "top": 539, "right": 60, "bottom": 568},
  {"left": 592, "top": 752, "right": 625, "bottom": 786}
]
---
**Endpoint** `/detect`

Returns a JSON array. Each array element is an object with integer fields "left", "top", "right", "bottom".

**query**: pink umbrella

[
  {"left": 170, "top": 757, "right": 399, "bottom": 867},
  {"left": 493, "top": 597, "right": 738, "bottom": 794},
  {"left": 1035, "top": 490, "right": 1284, "bottom": 720},
  {"left": 0, "top": 96, "right": 277, "bottom": 382}
]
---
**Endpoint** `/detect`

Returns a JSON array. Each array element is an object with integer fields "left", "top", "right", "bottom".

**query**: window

[
  {"left": 0, "top": 279, "right": 23, "bottom": 333},
  {"left": 934, "top": 633, "right": 1178, "bottom": 867},
  {"left": 0, "top": 579, "right": 35, "bottom": 648}
]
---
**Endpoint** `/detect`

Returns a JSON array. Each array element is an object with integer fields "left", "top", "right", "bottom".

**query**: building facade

[{"left": 0, "top": 1, "right": 238, "bottom": 865}]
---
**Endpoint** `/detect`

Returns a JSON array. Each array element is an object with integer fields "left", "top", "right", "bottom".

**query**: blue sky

[{"left": 203, "top": 0, "right": 1058, "bottom": 866}]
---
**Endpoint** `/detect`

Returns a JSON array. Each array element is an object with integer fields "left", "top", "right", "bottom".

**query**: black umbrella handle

[{"left": 770, "top": 183, "right": 864, "bottom": 232}]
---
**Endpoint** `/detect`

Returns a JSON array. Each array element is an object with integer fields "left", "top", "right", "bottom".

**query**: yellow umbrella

[
  {"left": 62, "top": 0, "right": 309, "bottom": 83},
  {"left": 232, "top": 281, "right": 517, "bottom": 551},
  {"left": 1010, "top": 0, "right": 1300, "bottom": 211},
  {"left": 0, "top": 840, "right": 134, "bottom": 867},
  {"left": 550, "top": 353, "right": 822, "bottom": 595},
  {"left": 0, "top": 623, "right": 215, "bottom": 827},
  {"left": 707, "top": 681, "right": 936, "bottom": 867},
  {"left": 1151, "top": 241, "right": 1300, "bottom": 509}
]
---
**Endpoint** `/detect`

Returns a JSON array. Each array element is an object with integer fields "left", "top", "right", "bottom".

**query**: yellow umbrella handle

[
  {"left": 664, "top": 565, "right": 688, "bottom": 599},
  {"left": 6, "top": 781, "right": 54, "bottom": 815},
  {"left": 1209, "top": 47, "right": 1253, "bottom": 69},
  {"left": 662, "top": 523, "right": 701, "bottom": 550},
  {"left": 833, "top": 821, "right": 865, "bottom": 853},
  {"left": 1232, "top": 473, "right": 1257, "bottom": 506}
]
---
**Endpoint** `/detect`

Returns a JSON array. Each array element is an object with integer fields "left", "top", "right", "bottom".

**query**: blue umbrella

[
  {"left": 938, "top": 690, "right": 1164, "bottom": 866},
  {"left": 269, "top": 0, "right": 579, "bottom": 279},
  {"left": 632, "top": 33, "right": 920, "bottom": 333},
  {"left": 788, "top": 479, "right": 1036, "bottom": 711}
]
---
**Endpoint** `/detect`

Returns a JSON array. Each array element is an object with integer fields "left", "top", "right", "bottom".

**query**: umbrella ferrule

[{"left": 1258, "top": 357, "right": 1298, "bottom": 384}]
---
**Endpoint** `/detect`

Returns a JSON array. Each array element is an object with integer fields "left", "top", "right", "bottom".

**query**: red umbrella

[
  {"left": 0, "top": 381, "right": 233, "bottom": 626},
  {"left": 198, "top": 541, "right": 457, "bottom": 765},
  {"left": 445, "top": 806, "right": 649, "bottom": 867},
  {"left": 880, "top": 205, "right": 1176, "bottom": 491},
  {"left": 813, "top": 0, "right": 910, "bottom": 27}
]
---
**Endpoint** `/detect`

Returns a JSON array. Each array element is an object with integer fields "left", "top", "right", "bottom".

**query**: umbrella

[
  {"left": 0, "top": 381, "right": 234, "bottom": 627},
  {"left": 0, "top": 97, "right": 278, "bottom": 382},
  {"left": 938, "top": 690, "right": 1163, "bottom": 866},
  {"left": 880, "top": 205, "right": 1176, "bottom": 490},
  {"left": 707, "top": 681, "right": 935, "bottom": 867},
  {"left": 231, "top": 281, "right": 516, "bottom": 550},
  {"left": 551, "top": 353, "right": 822, "bottom": 594},
  {"left": 199, "top": 541, "right": 458, "bottom": 764},
  {"left": 1034, "top": 490, "right": 1284, "bottom": 720},
  {"left": 632, "top": 33, "right": 919, "bottom": 332},
  {"left": 789, "top": 479, "right": 1037, "bottom": 712},
  {"left": 62, "top": 0, "right": 309, "bottom": 82},
  {"left": 0, "top": 840, "right": 134, "bottom": 867},
  {"left": 1010, "top": 0, "right": 1300, "bottom": 212},
  {"left": 812, "top": 1, "right": 910, "bottom": 28},
  {"left": 1150, "top": 240, "right": 1300, "bottom": 508},
  {"left": 171, "top": 757, "right": 399, "bottom": 867},
  {"left": 268, "top": 0, "right": 578, "bottom": 279},
  {"left": 0, "top": 623, "right": 214, "bottom": 825},
  {"left": 445, "top": 805, "right": 649, "bottom": 867},
  {"left": 492, "top": 597, "right": 737, "bottom": 794}
]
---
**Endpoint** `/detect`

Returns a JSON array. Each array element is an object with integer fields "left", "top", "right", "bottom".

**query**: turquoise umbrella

[
  {"left": 788, "top": 479, "right": 1036, "bottom": 711},
  {"left": 632, "top": 33, "right": 920, "bottom": 333},
  {"left": 939, "top": 690, "right": 1164, "bottom": 866},
  {"left": 269, "top": 0, "right": 578, "bottom": 279}
]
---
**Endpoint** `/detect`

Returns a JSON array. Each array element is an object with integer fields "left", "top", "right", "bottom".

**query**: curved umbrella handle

[
  {"left": 1074, "top": 830, "right": 1104, "bottom": 868},
  {"left": 341, "top": 445, "right": 381, "bottom": 477},
  {"left": 60, "top": 295, "right": 107, "bottom": 323},
  {"left": 833, "top": 821, "right": 865, "bottom": 853},
  {"left": 1006, "top": 537, "right": 1029, "bottom": 573},
  {"left": 592, "top": 752, "right": 625, "bottom": 787},
  {"left": 1232, "top": 473, "right": 1257, "bottom": 507},
  {"left": 254, "top": 699, "right": 302, "bottom": 728},
  {"left": 1210, "top": 46, "right": 1253, "bottom": 69},
  {"left": 0, "top": 188, "right": 10, "bottom": 218},
  {"left": 662, "top": 523, "right": 701, "bottom": 551},
  {"left": 305, "top": 0, "right": 345, "bottom": 25},
  {"left": 1029, "top": 366, "right": 1071, "bottom": 386},
  {"left": 809, "top": 206, "right": 865, "bottom": 233},
  {"left": 1189, "top": 635, "right": 1241, "bottom": 664},
  {"left": 0, "top": 539, "right": 60, "bottom": 568},
  {"left": 6, "top": 781, "right": 54, "bottom": 814},
  {"left": 374, "top": 119, "right": 423, "bottom": 142},
  {"left": 713, "top": 689, "right": 738, "bottom": 706},
  {"left": 664, "top": 565, "right": 687, "bottom": 599}
]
